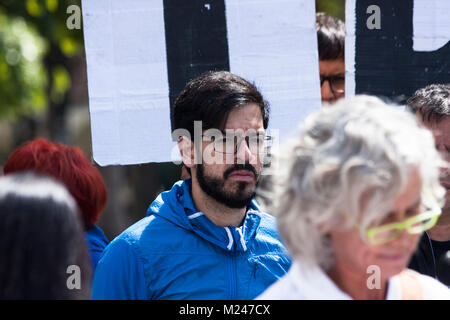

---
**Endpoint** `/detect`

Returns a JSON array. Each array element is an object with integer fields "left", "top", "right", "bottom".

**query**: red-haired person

[{"left": 3, "top": 138, "right": 109, "bottom": 269}]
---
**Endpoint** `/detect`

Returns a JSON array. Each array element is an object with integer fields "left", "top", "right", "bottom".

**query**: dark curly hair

[
  {"left": 406, "top": 83, "right": 450, "bottom": 123},
  {"left": 173, "top": 71, "right": 269, "bottom": 139},
  {"left": 316, "top": 12, "right": 345, "bottom": 61}
]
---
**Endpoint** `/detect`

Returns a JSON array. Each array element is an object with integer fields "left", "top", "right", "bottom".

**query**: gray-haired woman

[{"left": 258, "top": 95, "right": 450, "bottom": 299}]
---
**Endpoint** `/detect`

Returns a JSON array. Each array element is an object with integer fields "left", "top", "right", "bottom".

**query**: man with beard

[
  {"left": 92, "top": 71, "right": 292, "bottom": 299},
  {"left": 407, "top": 84, "right": 450, "bottom": 286}
]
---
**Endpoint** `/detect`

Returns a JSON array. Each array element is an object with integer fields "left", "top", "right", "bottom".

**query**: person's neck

[
  {"left": 427, "top": 209, "right": 450, "bottom": 242},
  {"left": 327, "top": 263, "right": 388, "bottom": 300},
  {"left": 190, "top": 181, "right": 247, "bottom": 227}
]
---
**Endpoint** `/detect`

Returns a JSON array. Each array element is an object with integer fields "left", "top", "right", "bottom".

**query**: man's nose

[
  {"left": 321, "top": 80, "right": 335, "bottom": 102},
  {"left": 235, "top": 139, "right": 252, "bottom": 164}
]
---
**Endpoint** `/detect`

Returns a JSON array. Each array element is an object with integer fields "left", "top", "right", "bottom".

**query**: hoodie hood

[{"left": 146, "top": 179, "right": 262, "bottom": 253}]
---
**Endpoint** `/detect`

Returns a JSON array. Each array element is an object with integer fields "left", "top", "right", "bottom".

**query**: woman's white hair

[{"left": 267, "top": 95, "right": 446, "bottom": 270}]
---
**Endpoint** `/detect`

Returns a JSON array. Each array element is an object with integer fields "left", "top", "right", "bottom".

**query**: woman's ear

[{"left": 178, "top": 136, "right": 195, "bottom": 169}]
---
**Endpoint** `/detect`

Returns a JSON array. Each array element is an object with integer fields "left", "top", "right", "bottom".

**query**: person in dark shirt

[{"left": 407, "top": 84, "right": 450, "bottom": 286}]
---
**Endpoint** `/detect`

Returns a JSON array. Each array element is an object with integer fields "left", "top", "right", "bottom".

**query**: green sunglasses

[{"left": 364, "top": 207, "right": 442, "bottom": 245}]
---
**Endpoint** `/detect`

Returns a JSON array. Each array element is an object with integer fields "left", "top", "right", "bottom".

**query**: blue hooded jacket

[
  {"left": 92, "top": 179, "right": 291, "bottom": 299},
  {"left": 85, "top": 225, "right": 109, "bottom": 269}
]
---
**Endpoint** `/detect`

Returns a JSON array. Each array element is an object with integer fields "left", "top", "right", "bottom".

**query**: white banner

[{"left": 82, "top": 0, "right": 321, "bottom": 166}]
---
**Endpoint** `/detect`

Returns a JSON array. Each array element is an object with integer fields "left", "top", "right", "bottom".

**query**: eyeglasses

[
  {"left": 320, "top": 74, "right": 345, "bottom": 97},
  {"left": 364, "top": 207, "right": 441, "bottom": 245},
  {"left": 204, "top": 135, "right": 273, "bottom": 155}
]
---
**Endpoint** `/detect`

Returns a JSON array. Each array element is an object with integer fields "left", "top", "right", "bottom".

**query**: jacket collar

[{"left": 147, "top": 178, "right": 262, "bottom": 253}]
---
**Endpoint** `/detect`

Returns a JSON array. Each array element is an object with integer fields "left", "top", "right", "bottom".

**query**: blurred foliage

[
  {"left": 0, "top": 9, "right": 47, "bottom": 118},
  {"left": 51, "top": 64, "right": 71, "bottom": 103},
  {"left": 0, "top": 0, "right": 83, "bottom": 120},
  {"left": 316, "top": 0, "right": 346, "bottom": 21}
]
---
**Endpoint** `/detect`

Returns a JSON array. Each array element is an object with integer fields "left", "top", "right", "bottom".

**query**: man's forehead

[
  {"left": 420, "top": 113, "right": 450, "bottom": 130},
  {"left": 222, "top": 128, "right": 265, "bottom": 136},
  {"left": 223, "top": 103, "right": 264, "bottom": 131},
  {"left": 319, "top": 59, "right": 345, "bottom": 75},
  {"left": 435, "top": 117, "right": 450, "bottom": 142}
]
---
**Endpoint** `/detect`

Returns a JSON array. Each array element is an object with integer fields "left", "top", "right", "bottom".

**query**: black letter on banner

[
  {"left": 355, "top": 0, "right": 450, "bottom": 103},
  {"left": 163, "top": 0, "right": 230, "bottom": 130}
]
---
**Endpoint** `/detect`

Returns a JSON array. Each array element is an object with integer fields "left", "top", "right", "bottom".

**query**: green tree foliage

[
  {"left": 316, "top": 0, "right": 345, "bottom": 21},
  {"left": 0, "top": 0, "right": 83, "bottom": 120},
  {"left": 0, "top": 10, "right": 47, "bottom": 118}
]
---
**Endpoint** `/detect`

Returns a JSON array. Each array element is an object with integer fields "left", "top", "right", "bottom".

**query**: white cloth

[{"left": 257, "top": 261, "right": 450, "bottom": 300}]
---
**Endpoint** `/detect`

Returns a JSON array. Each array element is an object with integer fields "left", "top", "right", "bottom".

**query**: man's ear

[{"left": 178, "top": 136, "right": 195, "bottom": 169}]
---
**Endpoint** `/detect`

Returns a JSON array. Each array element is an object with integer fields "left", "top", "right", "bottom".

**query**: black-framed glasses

[
  {"left": 320, "top": 74, "right": 345, "bottom": 97},
  {"left": 205, "top": 135, "right": 273, "bottom": 155}
]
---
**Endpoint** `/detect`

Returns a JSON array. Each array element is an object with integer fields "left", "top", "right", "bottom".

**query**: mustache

[{"left": 223, "top": 163, "right": 258, "bottom": 179}]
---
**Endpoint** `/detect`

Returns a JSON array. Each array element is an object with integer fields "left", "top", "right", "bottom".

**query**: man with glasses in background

[
  {"left": 92, "top": 71, "right": 291, "bottom": 299},
  {"left": 407, "top": 84, "right": 450, "bottom": 286},
  {"left": 316, "top": 12, "right": 346, "bottom": 104}
]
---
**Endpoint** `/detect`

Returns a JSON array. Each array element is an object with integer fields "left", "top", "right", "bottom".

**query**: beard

[{"left": 196, "top": 162, "right": 258, "bottom": 209}]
